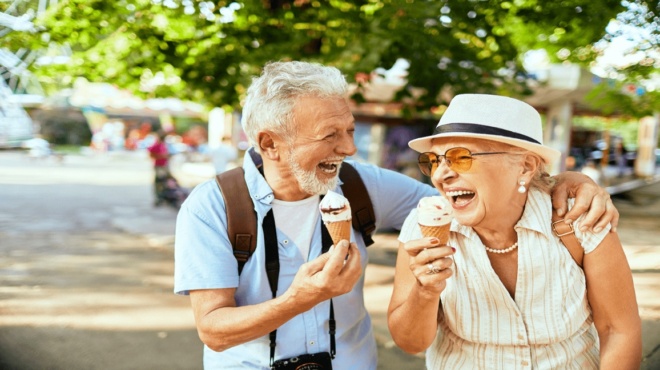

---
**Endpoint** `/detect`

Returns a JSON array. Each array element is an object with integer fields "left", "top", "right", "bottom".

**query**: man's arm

[
  {"left": 189, "top": 241, "right": 362, "bottom": 352},
  {"left": 551, "top": 171, "right": 619, "bottom": 232}
]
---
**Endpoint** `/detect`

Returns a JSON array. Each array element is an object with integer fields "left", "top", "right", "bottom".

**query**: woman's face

[{"left": 428, "top": 138, "right": 526, "bottom": 228}]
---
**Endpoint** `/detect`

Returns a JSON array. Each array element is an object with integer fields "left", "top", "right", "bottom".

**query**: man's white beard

[{"left": 288, "top": 149, "right": 339, "bottom": 195}]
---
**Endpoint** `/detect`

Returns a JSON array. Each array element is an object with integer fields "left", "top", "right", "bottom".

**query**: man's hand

[
  {"left": 189, "top": 241, "right": 361, "bottom": 352},
  {"left": 286, "top": 240, "right": 362, "bottom": 310},
  {"left": 551, "top": 171, "right": 619, "bottom": 232}
]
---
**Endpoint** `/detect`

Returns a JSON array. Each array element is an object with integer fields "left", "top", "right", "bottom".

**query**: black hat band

[{"left": 434, "top": 123, "right": 541, "bottom": 145}]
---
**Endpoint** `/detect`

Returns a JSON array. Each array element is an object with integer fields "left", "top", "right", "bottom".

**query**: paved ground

[{"left": 0, "top": 150, "right": 658, "bottom": 369}]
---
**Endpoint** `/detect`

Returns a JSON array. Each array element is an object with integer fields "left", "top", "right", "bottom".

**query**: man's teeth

[
  {"left": 319, "top": 162, "right": 339, "bottom": 173},
  {"left": 445, "top": 190, "right": 474, "bottom": 197}
]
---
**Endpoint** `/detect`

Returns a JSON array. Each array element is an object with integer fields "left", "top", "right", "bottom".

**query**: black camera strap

[{"left": 263, "top": 208, "right": 337, "bottom": 367}]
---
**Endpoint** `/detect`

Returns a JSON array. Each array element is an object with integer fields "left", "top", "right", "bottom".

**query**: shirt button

[
  {"left": 522, "top": 360, "right": 529, "bottom": 366},
  {"left": 309, "top": 341, "right": 315, "bottom": 345},
  {"left": 518, "top": 334, "right": 524, "bottom": 340},
  {"left": 283, "top": 240, "right": 289, "bottom": 244}
]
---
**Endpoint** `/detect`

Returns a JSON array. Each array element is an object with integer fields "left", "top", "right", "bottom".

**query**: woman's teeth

[
  {"left": 445, "top": 190, "right": 474, "bottom": 197},
  {"left": 445, "top": 190, "right": 475, "bottom": 204}
]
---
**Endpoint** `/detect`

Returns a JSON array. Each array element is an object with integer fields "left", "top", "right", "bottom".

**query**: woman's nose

[{"left": 432, "top": 158, "right": 456, "bottom": 183}]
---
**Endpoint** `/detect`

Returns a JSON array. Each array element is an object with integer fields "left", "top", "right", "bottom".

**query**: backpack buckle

[{"left": 551, "top": 219, "right": 574, "bottom": 237}]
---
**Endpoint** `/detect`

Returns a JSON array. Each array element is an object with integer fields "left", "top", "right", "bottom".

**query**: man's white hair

[{"left": 241, "top": 61, "right": 349, "bottom": 152}]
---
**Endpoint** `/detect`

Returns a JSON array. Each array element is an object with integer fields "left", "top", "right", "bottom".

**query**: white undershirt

[{"left": 271, "top": 196, "right": 320, "bottom": 261}]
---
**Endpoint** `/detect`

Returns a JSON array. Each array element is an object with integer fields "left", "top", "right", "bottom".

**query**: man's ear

[{"left": 257, "top": 131, "right": 280, "bottom": 160}]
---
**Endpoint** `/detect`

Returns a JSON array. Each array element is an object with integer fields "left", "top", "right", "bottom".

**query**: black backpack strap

[
  {"left": 215, "top": 167, "right": 257, "bottom": 274},
  {"left": 339, "top": 163, "right": 376, "bottom": 246},
  {"left": 263, "top": 209, "right": 338, "bottom": 365}
]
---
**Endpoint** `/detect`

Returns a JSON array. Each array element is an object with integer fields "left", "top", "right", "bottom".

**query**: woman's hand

[
  {"left": 405, "top": 238, "right": 455, "bottom": 298},
  {"left": 388, "top": 237, "right": 456, "bottom": 354},
  {"left": 551, "top": 171, "right": 619, "bottom": 232}
]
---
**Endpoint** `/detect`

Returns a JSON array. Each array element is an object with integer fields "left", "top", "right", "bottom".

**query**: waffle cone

[
  {"left": 325, "top": 220, "right": 352, "bottom": 245},
  {"left": 419, "top": 224, "right": 451, "bottom": 244}
]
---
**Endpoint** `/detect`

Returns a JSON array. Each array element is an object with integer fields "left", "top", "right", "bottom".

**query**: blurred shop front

[
  {"left": 210, "top": 101, "right": 437, "bottom": 183},
  {"left": 340, "top": 60, "right": 440, "bottom": 181},
  {"left": 349, "top": 102, "right": 437, "bottom": 183},
  {"left": 30, "top": 78, "right": 208, "bottom": 151}
]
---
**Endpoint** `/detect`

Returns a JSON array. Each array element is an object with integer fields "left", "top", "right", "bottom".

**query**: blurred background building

[{"left": 1, "top": 0, "right": 658, "bottom": 190}]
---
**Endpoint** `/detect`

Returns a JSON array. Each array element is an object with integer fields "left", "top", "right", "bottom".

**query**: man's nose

[{"left": 337, "top": 132, "right": 357, "bottom": 157}]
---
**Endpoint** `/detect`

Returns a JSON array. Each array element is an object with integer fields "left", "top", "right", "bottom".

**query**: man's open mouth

[{"left": 319, "top": 160, "right": 342, "bottom": 174}]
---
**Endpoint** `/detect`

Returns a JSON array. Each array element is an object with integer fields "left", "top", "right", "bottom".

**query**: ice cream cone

[
  {"left": 416, "top": 196, "right": 453, "bottom": 245},
  {"left": 419, "top": 224, "right": 451, "bottom": 245},
  {"left": 325, "top": 220, "right": 352, "bottom": 245},
  {"left": 319, "top": 191, "right": 352, "bottom": 246}
]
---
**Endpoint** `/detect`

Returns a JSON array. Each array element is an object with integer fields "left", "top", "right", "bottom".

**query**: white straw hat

[{"left": 408, "top": 94, "right": 560, "bottom": 164}]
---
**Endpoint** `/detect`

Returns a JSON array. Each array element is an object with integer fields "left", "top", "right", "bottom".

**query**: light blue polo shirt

[{"left": 174, "top": 149, "right": 436, "bottom": 369}]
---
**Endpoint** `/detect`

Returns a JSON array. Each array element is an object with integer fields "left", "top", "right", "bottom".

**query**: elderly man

[{"left": 174, "top": 61, "right": 617, "bottom": 369}]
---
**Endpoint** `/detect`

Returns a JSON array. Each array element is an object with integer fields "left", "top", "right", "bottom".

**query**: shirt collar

[
  {"left": 515, "top": 188, "right": 555, "bottom": 237},
  {"left": 243, "top": 148, "right": 275, "bottom": 205},
  {"left": 451, "top": 221, "right": 479, "bottom": 242}
]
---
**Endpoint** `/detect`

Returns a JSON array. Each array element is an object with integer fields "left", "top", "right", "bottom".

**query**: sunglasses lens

[
  {"left": 445, "top": 148, "right": 472, "bottom": 173},
  {"left": 418, "top": 148, "right": 475, "bottom": 176},
  {"left": 417, "top": 153, "right": 436, "bottom": 176}
]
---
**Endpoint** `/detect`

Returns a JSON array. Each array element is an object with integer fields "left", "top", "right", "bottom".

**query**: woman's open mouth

[{"left": 445, "top": 190, "right": 475, "bottom": 207}]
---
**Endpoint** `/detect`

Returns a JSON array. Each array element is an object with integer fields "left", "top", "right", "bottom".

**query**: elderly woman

[{"left": 387, "top": 94, "right": 641, "bottom": 369}]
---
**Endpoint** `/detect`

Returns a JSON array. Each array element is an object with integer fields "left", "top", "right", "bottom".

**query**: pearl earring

[{"left": 517, "top": 180, "right": 526, "bottom": 194}]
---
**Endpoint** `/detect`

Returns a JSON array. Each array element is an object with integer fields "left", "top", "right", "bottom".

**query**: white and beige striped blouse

[{"left": 398, "top": 189, "right": 610, "bottom": 369}]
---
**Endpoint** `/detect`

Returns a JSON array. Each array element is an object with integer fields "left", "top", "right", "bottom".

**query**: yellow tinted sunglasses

[{"left": 417, "top": 147, "right": 508, "bottom": 176}]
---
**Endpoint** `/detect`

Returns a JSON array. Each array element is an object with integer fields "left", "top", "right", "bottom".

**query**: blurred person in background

[
  {"left": 148, "top": 130, "right": 171, "bottom": 206},
  {"left": 581, "top": 159, "right": 603, "bottom": 185},
  {"left": 209, "top": 136, "right": 238, "bottom": 175},
  {"left": 613, "top": 138, "right": 627, "bottom": 178},
  {"left": 182, "top": 125, "right": 209, "bottom": 156},
  {"left": 23, "top": 136, "right": 53, "bottom": 159}
]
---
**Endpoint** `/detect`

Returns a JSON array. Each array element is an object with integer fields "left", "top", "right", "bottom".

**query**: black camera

[{"left": 272, "top": 352, "right": 333, "bottom": 370}]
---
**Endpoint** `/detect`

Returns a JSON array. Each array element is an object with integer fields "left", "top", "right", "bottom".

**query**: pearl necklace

[{"left": 484, "top": 242, "right": 518, "bottom": 254}]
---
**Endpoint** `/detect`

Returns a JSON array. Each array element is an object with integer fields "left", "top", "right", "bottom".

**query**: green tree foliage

[
  {"left": 586, "top": 80, "right": 660, "bottom": 118},
  {"left": 585, "top": 0, "right": 660, "bottom": 118},
  {"left": 4, "top": 0, "right": 639, "bottom": 110}
]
